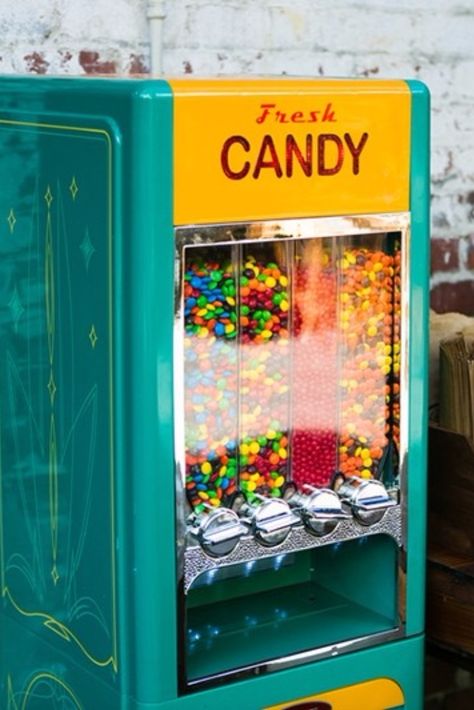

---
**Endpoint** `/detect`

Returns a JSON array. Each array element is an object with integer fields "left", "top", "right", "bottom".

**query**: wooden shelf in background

[{"left": 427, "top": 424, "right": 474, "bottom": 657}]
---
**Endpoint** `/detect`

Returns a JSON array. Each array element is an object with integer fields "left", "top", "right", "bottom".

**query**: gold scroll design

[
  {"left": 0, "top": 119, "right": 118, "bottom": 673},
  {"left": 7, "top": 671, "right": 83, "bottom": 709},
  {"left": 44, "top": 187, "right": 59, "bottom": 585}
]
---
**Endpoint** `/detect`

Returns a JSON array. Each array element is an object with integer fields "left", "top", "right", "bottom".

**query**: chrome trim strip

[
  {"left": 186, "top": 626, "right": 405, "bottom": 690},
  {"left": 184, "top": 504, "right": 402, "bottom": 593}
]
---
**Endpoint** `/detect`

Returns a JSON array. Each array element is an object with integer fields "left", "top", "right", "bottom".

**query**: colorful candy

[
  {"left": 182, "top": 237, "right": 401, "bottom": 513},
  {"left": 183, "top": 252, "right": 239, "bottom": 511},
  {"left": 338, "top": 244, "right": 397, "bottom": 479},
  {"left": 292, "top": 241, "right": 338, "bottom": 488},
  {"left": 239, "top": 253, "right": 290, "bottom": 501}
]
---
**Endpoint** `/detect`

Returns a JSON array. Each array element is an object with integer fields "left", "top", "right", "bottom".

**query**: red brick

[
  {"left": 79, "top": 51, "right": 116, "bottom": 75},
  {"left": 430, "top": 281, "right": 474, "bottom": 316},
  {"left": 466, "top": 237, "right": 474, "bottom": 271},
  {"left": 431, "top": 238, "right": 460, "bottom": 273},
  {"left": 128, "top": 54, "right": 148, "bottom": 75},
  {"left": 24, "top": 52, "right": 49, "bottom": 74}
]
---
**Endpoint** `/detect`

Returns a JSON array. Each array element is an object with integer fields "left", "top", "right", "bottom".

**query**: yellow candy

[
  {"left": 247, "top": 481, "right": 257, "bottom": 492},
  {"left": 226, "top": 297, "right": 236, "bottom": 306},
  {"left": 201, "top": 462, "right": 212, "bottom": 474},
  {"left": 274, "top": 476, "right": 285, "bottom": 488},
  {"left": 280, "top": 300, "right": 289, "bottom": 312},
  {"left": 360, "top": 470, "right": 372, "bottom": 479},
  {"left": 267, "top": 429, "right": 276, "bottom": 439},
  {"left": 279, "top": 276, "right": 288, "bottom": 286},
  {"left": 198, "top": 491, "right": 209, "bottom": 500},
  {"left": 249, "top": 441, "right": 260, "bottom": 454},
  {"left": 367, "top": 325, "right": 377, "bottom": 337},
  {"left": 240, "top": 443, "right": 249, "bottom": 455},
  {"left": 225, "top": 323, "right": 235, "bottom": 334},
  {"left": 279, "top": 448, "right": 287, "bottom": 459},
  {"left": 198, "top": 327, "right": 209, "bottom": 338},
  {"left": 262, "top": 329, "right": 272, "bottom": 339},
  {"left": 265, "top": 276, "right": 276, "bottom": 288}
]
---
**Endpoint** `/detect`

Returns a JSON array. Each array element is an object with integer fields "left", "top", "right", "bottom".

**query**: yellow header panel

[
  {"left": 263, "top": 676, "right": 404, "bottom": 709},
  {"left": 170, "top": 78, "right": 410, "bottom": 225}
]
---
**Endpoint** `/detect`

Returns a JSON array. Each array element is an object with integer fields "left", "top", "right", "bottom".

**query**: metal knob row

[{"left": 189, "top": 476, "right": 397, "bottom": 558}]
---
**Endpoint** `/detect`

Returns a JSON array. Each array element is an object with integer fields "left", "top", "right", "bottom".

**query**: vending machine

[{"left": 0, "top": 77, "right": 429, "bottom": 709}]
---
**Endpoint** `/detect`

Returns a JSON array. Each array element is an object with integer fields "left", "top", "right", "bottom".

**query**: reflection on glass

[
  {"left": 183, "top": 247, "right": 239, "bottom": 512},
  {"left": 338, "top": 236, "right": 398, "bottom": 479},
  {"left": 239, "top": 244, "right": 291, "bottom": 501},
  {"left": 292, "top": 239, "right": 338, "bottom": 488},
  {"left": 180, "top": 229, "right": 402, "bottom": 511}
]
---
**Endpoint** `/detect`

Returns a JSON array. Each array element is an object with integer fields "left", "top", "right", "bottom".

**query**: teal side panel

[
  {"left": 0, "top": 109, "right": 121, "bottom": 706},
  {"left": 405, "top": 79, "right": 430, "bottom": 637}
]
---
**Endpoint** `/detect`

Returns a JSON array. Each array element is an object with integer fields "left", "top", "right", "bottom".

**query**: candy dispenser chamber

[{"left": 176, "top": 213, "right": 408, "bottom": 689}]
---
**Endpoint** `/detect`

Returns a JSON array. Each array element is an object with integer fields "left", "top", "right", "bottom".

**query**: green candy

[
  {"left": 239, "top": 455, "right": 248, "bottom": 466},
  {"left": 197, "top": 295, "right": 208, "bottom": 307},
  {"left": 257, "top": 436, "right": 267, "bottom": 446},
  {"left": 241, "top": 304, "right": 250, "bottom": 315}
]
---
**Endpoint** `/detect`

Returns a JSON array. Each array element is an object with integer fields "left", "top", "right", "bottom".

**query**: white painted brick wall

[{"left": 0, "top": 0, "right": 473, "bottom": 307}]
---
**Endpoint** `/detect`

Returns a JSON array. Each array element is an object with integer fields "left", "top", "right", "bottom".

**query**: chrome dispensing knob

[
  {"left": 236, "top": 495, "right": 299, "bottom": 547},
  {"left": 191, "top": 506, "right": 247, "bottom": 557},
  {"left": 287, "top": 484, "right": 350, "bottom": 537},
  {"left": 336, "top": 476, "right": 397, "bottom": 526}
]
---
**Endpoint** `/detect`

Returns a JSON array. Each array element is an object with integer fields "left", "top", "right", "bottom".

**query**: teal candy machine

[{"left": 0, "top": 76, "right": 429, "bottom": 709}]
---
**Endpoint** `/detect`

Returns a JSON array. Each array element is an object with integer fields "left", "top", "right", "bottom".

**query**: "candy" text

[{"left": 221, "top": 132, "right": 369, "bottom": 180}]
